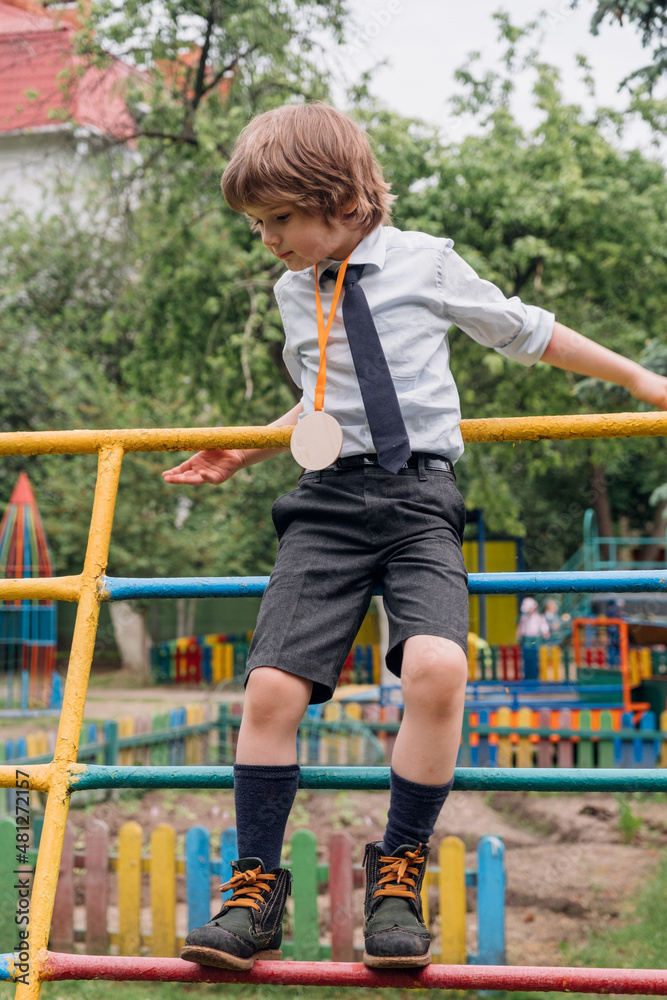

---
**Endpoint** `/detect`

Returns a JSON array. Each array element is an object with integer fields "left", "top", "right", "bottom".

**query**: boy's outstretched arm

[
  {"left": 162, "top": 402, "right": 303, "bottom": 486},
  {"left": 542, "top": 322, "right": 667, "bottom": 409}
]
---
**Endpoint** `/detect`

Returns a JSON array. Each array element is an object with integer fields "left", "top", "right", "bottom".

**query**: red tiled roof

[
  {"left": 0, "top": 0, "right": 136, "bottom": 138},
  {"left": 0, "top": 0, "right": 76, "bottom": 33}
]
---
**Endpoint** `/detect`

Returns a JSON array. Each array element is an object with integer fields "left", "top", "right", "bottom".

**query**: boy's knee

[
  {"left": 245, "top": 666, "right": 312, "bottom": 724},
  {"left": 401, "top": 636, "right": 467, "bottom": 708}
]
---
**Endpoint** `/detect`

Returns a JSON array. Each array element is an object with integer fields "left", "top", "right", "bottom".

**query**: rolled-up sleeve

[{"left": 440, "top": 246, "right": 554, "bottom": 366}]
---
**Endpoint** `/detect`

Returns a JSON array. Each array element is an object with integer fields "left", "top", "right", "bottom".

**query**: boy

[{"left": 164, "top": 103, "right": 667, "bottom": 970}]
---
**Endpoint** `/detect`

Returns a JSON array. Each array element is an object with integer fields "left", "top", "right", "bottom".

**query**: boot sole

[
  {"left": 180, "top": 946, "right": 282, "bottom": 970},
  {"left": 362, "top": 948, "right": 432, "bottom": 969}
]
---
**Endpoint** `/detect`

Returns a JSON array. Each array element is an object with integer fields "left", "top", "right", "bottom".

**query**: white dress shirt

[{"left": 274, "top": 225, "right": 555, "bottom": 463}]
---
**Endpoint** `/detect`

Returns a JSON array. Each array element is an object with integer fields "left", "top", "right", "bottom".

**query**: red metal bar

[{"left": 41, "top": 954, "right": 667, "bottom": 994}]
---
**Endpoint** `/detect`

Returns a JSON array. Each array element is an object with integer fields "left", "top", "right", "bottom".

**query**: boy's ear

[{"left": 341, "top": 198, "right": 358, "bottom": 216}]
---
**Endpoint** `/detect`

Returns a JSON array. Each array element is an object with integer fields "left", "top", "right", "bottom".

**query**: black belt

[{"left": 325, "top": 452, "right": 454, "bottom": 473}]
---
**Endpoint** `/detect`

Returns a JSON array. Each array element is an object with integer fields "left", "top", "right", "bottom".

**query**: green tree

[{"left": 579, "top": 1, "right": 667, "bottom": 88}]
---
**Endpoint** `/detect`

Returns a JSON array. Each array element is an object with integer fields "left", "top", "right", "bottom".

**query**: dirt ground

[{"left": 12, "top": 676, "right": 666, "bottom": 966}]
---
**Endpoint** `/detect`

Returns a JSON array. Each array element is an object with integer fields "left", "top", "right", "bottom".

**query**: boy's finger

[{"left": 163, "top": 470, "right": 204, "bottom": 484}]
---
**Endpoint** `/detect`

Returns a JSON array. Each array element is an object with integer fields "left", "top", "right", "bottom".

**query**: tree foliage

[{"left": 579, "top": 0, "right": 667, "bottom": 89}]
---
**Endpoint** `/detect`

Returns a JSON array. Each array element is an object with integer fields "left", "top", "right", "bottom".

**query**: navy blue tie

[{"left": 325, "top": 264, "right": 411, "bottom": 474}]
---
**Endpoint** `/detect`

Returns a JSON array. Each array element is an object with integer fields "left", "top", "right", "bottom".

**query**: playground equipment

[
  {"left": 2, "top": 412, "right": 667, "bottom": 996},
  {"left": 559, "top": 506, "right": 667, "bottom": 626},
  {"left": 0, "top": 474, "right": 56, "bottom": 710},
  {"left": 572, "top": 616, "right": 649, "bottom": 712},
  {"left": 582, "top": 507, "right": 667, "bottom": 572}
]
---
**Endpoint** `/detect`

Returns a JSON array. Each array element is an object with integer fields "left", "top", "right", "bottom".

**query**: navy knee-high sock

[
  {"left": 233, "top": 762, "right": 300, "bottom": 871},
  {"left": 382, "top": 769, "right": 454, "bottom": 854}
]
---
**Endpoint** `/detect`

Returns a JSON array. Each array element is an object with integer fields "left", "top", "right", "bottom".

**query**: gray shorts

[{"left": 245, "top": 461, "right": 469, "bottom": 704}]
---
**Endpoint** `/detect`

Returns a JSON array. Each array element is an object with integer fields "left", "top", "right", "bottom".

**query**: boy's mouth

[{"left": 276, "top": 251, "right": 292, "bottom": 260}]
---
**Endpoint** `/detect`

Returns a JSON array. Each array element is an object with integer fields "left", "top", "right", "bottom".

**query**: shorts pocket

[{"left": 271, "top": 489, "right": 298, "bottom": 537}]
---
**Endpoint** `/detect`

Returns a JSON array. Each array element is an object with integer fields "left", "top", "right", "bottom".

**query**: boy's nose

[{"left": 262, "top": 228, "right": 279, "bottom": 247}]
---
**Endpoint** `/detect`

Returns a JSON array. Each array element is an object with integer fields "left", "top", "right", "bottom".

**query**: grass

[
  {"left": 0, "top": 983, "right": 468, "bottom": 1000},
  {"left": 615, "top": 794, "right": 644, "bottom": 844},
  {"left": 562, "top": 848, "right": 667, "bottom": 974}
]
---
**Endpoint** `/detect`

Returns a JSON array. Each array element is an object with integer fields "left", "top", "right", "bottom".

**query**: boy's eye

[{"left": 276, "top": 214, "right": 290, "bottom": 222}]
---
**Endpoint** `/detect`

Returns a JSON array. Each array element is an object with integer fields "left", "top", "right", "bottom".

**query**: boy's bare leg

[
  {"left": 392, "top": 635, "right": 468, "bottom": 784},
  {"left": 236, "top": 666, "right": 313, "bottom": 764}
]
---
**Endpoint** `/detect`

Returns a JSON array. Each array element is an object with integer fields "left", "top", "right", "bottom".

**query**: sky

[{"left": 327, "top": 1, "right": 663, "bottom": 155}]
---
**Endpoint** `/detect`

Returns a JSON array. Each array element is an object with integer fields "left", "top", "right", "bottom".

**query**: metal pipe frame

[
  {"left": 5, "top": 952, "right": 667, "bottom": 992},
  {"left": 2, "top": 413, "right": 667, "bottom": 998}
]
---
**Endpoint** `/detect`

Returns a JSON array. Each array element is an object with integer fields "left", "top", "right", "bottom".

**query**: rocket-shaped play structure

[{"left": 0, "top": 472, "right": 57, "bottom": 708}]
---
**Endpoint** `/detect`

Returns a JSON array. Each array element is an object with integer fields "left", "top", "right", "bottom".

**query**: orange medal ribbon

[{"left": 313, "top": 255, "right": 351, "bottom": 410}]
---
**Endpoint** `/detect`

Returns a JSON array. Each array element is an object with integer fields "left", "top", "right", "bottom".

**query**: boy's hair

[{"left": 222, "top": 103, "right": 394, "bottom": 237}]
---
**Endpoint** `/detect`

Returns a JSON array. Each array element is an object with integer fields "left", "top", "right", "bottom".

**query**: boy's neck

[{"left": 320, "top": 231, "right": 366, "bottom": 268}]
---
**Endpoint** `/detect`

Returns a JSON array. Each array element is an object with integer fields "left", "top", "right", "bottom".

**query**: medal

[
  {"left": 290, "top": 409, "right": 344, "bottom": 469},
  {"left": 290, "top": 255, "right": 351, "bottom": 470}
]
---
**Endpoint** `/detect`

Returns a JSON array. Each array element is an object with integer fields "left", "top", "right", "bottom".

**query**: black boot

[
  {"left": 181, "top": 858, "right": 291, "bottom": 970},
  {"left": 362, "top": 842, "right": 431, "bottom": 969}
]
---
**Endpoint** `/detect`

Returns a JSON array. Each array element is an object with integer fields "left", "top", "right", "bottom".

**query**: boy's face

[{"left": 245, "top": 203, "right": 363, "bottom": 271}]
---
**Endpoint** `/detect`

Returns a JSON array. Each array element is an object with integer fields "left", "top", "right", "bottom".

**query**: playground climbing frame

[{"left": 1, "top": 411, "right": 667, "bottom": 997}]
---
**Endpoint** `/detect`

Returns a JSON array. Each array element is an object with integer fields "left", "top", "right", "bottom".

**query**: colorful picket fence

[
  {"left": 0, "top": 820, "right": 504, "bottom": 965},
  {"left": 460, "top": 707, "right": 667, "bottom": 769},
  {"left": 155, "top": 632, "right": 665, "bottom": 690},
  {"left": 152, "top": 634, "right": 381, "bottom": 687},
  {"left": 468, "top": 639, "right": 657, "bottom": 686},
  {"left": 151, "top": 633, "right": 252, "bottom": 685},
  {"left": 320, "top": 697, "right": 667, "bottom": 769}
]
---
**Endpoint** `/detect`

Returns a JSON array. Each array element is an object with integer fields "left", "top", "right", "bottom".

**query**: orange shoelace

[
  {"left": 219, "top": 867, "right": 277, "bottom": 910},
  {"left": 373, "top": 846, "right": 425, "bottom": 901}
]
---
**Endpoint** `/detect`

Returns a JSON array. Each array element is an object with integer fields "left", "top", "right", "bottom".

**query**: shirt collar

[{"left": 348, "top": 225, "right": 386, "bottom": 271}]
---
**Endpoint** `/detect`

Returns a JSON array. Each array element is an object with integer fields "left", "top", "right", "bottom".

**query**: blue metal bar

[
  {"left": 68, "top": 765, "right": 667, "bottom": 793},
  {"left": 100, "top": 576, "right": 270, "bottom": 599},
  {"left": 0, "top": 954, "right": 15, "bottom": 981},
  {"left": 100, "top": 570, "right": 667, "bottom": 601}
]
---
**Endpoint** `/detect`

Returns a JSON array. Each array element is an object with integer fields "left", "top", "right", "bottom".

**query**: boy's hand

[
  {"left": 162, "top": 449, "right": 246, "bottom": 486},
  {"left": 626, "top": 368, "right": 667, "bottom": 410}
]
